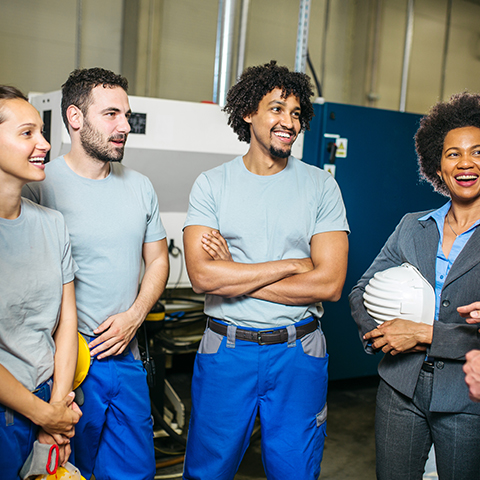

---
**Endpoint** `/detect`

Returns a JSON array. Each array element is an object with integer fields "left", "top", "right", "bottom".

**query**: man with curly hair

[
  {"left": 23, "top": 68, "right": 169, "bottom": 480},
  {"left": 183, "top": 61, "right": 349, "bottom": 479}
]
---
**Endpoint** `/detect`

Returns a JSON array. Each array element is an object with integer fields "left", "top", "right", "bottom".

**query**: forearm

[
  {"left": 0, "top": 364, "right": 52, "bottom": 426},
  {"left": 130, "top": 239, "right": 169, "bottom": 325},
  {"left": 189, "top": 258, "right": 310, "bottom": 298},
  {"left": 248, "top": 267, "right": 345, "bottom": 305},
  {"left": 51, "top": 282, "right": 77, "bottom": 402},
  {"left": 248, "top": 231, "right": 348, "bottom": 305}
]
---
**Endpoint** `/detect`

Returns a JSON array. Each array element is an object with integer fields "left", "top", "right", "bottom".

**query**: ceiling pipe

[
  {"left": 213, "top": 0, "right": 237, "bottom": 107},
  {"left": 399, "top": 0, "right": 415, "bottom": 112},
  {"left": 236, "top": 0, "right": 250, "bottom": 81}
]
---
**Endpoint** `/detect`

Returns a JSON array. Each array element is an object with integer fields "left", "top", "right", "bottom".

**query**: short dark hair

[
  {"left": 0, "top": 85, "right": 28, "bottom": 124},
  {"left": 224, "top": 60, "right": 314, "bottom": 143},
  {"left": 416, "top": 92, "right": 480, "bottom": 196},
  {"left": 61, "top": 67, "right": 129, "bottom": 130}
]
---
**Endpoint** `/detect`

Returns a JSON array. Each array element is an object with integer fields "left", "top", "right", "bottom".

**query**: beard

[
  {"left": 269, "top": 145, "right": 291, "bottom": 159},
  {"left": 80, "top": 118, "right": 126, "bottom": 163}
]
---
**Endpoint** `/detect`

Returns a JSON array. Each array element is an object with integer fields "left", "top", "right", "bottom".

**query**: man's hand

[
  {"left": 90, "top": 310, "right": 141, "bottom": 359},
  {"left": 202, "top": 230, "right": 314, "bottom": 275},
  {"left": 38, "top": 429, "right": 71, "bottom": 467},
  {"left": 458, "top": 302, "right": 480, "bottom": 325},
  {"left": 363, "top": 318, "right": 433, "bottom": 356},
  {"left": 464, "top": 349, "right": 480, "bottom": 402},
  {"left": 39, "top": 392, "right": 81, "bottom": 438},
  {"left": 201, "top": 230, "right": 233, "bottom": 261}
]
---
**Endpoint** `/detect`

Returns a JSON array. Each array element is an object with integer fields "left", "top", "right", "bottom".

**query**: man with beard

[
  {"left": 182, "top": 61, "right": 349, "bottom": 480},
  {"left": 23, "top": 68, "right": 169, "bottom": 480}
]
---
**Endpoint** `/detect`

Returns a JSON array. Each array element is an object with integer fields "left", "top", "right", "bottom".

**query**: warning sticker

[{"left": 335, "top": 138, "right": 348, "bottom": 158}]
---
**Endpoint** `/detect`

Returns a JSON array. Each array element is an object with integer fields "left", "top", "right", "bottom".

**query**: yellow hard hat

[
  {"left": 73, "top": 332, "right": 90, "bottom": 390},
  {"left": 34, "top": 464, "right": 86, "bottom": 479}
]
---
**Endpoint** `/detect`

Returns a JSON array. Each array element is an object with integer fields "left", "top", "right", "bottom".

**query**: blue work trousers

[
  {"left": 184, "top": 319, "right": 328, "bottom": 480},
  {"left": 376, "top": 371, "right": 480, "bottom": 479},
  {"left": 71, "top": 346, "right": 155, "bottom": 480},
  {"left": 0, "top": 380, "right": 51, "bottom": 480}
]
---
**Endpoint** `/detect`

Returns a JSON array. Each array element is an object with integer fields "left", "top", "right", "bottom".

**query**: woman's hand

[
  {"left": 37, "top": 429, "right": 71, "bottom": 467},
  {"left": 458, "top": 302, "right": 480, "bottom": 324},
  {"left": 201, "top": 230, "right": 233, "bottom": 261},
  {"left": 364, "top": 318, "right": 433, "bottom": 355},
  {"left": 38, "top": 392, "right": 82, "bottom": 438}
]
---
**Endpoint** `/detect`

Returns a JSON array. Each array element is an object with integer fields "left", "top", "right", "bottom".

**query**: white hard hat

[{"left": 363, "top": 263, "right": 435, "bottom": 325}]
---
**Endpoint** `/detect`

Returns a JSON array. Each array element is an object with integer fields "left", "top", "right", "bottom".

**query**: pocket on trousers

[
  {"left": 197, "top": 328, "right": 224, "bottom": 354},
  {"left": 316, "top": 403, "right": 327, "bottom": 427},
  {"left": 301, "top": 328, "right": 327, "bottom": 358}
]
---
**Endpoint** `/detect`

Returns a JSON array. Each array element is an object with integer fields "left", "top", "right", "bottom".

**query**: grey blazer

[{"left": 349, "top": 210, "right": 480, "bottom": 414}]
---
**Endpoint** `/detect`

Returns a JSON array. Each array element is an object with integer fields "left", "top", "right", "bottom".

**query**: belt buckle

[{"left": 257, "top": 329, "right": 275, "bottom": 345}]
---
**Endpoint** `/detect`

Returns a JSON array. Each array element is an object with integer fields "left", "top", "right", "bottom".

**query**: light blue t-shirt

[
  {"left": 0, "top": 199, "right": 76, "bottom": 390},
  {"left": 184, "top": 156, "right": 349, "bottom": 328},
  {"left": 23, "top": 157, "right": 166, "bottom": 336}
]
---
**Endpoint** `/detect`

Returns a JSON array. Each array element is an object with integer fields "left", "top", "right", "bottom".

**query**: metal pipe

[
  {"left": 399, "top": 0, "right": 415, "bottom": 112},
  {"left": 213, "top": 0, "right": 237, "bottom": 107},
  {"left": 76, "top": 0, "right": 83, "bottom": 69},
  {"left": 295, "top": 0, "right": 312, "bottom": 73},
  {"left": 236, "top": 0, "right": 250, "bottom": 81},
  {"left": 439, "top": 0, "right": 453, "bottom": 101},
  {"left": 212, "top": 0, "right": 225, "bottom": 104}
]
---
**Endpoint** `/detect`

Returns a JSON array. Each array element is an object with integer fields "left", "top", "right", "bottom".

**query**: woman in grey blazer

[{"left": 350, "top": 92, "right": 480, "bottom": 480}]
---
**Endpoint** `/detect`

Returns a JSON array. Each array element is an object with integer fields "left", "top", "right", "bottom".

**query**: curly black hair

[
  {"left": 61, "top": 67, "right": 128, "bottom": 131},
  {"left": 416, "top": 92, "right": 480, "bottom": 196},
  {"left": 0, "top": 85, "right": 28, "bottom": 124},
  {"left": 224, "top": 61, "right": 314, "bottom": 143}
]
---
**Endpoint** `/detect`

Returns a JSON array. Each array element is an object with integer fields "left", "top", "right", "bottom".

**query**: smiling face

[
  {"left": 438, "top": 126, "right": 480, "bottom": 204},
  {"left": 79, "top": 85, "right": 131, "bottom": 163},
  {"left": 0, "top": 98, "right": 50, "bottom": 185},
  {"left": 243, "top": 88, "right": 301, "bottom": 160}
]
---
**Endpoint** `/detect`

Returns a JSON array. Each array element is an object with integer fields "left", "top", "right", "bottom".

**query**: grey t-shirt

[
  {"left": 0, "top": 199, "right": 76, "bottom": 390},
  {"left": 185, "top": 156, "right": 349, "bottom": 328},
  {"left": 23, "top": 157, "right": 166, "bottom": 335}
]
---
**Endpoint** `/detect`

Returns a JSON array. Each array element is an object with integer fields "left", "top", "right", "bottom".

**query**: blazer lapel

[
  {"left": 444, "top": 227, "right": 480, "bottom": 288},
  {"left": 415, "top": 218, "right": 438, "bottom": 287}
]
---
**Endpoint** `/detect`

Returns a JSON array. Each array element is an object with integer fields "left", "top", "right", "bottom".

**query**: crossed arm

[
  {"left": 89, "top": 238, "right": 169, "bottom": 358},
  {"left": 183, "top": 226, "right": 348, "bottom": 305}
]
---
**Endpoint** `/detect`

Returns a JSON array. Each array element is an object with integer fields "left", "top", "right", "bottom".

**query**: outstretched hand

[
  {"left": 201, "top": 230, "right": 233, "bottom": 261},
  {"left": 458, "top": 302, "right": 480, "bottom": 324}
]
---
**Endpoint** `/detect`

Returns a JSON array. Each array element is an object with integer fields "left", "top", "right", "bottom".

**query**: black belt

[
  {"left": 421, "top": 361, "right": 434, "bottom": 373},
  {"left": 207, "top": 317, "right": 317, "bottom": 345}
]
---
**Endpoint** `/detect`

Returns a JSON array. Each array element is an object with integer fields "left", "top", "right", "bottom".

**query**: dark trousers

[{"left": 375, "top": 371, "right": 480, "bottom": 480}]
